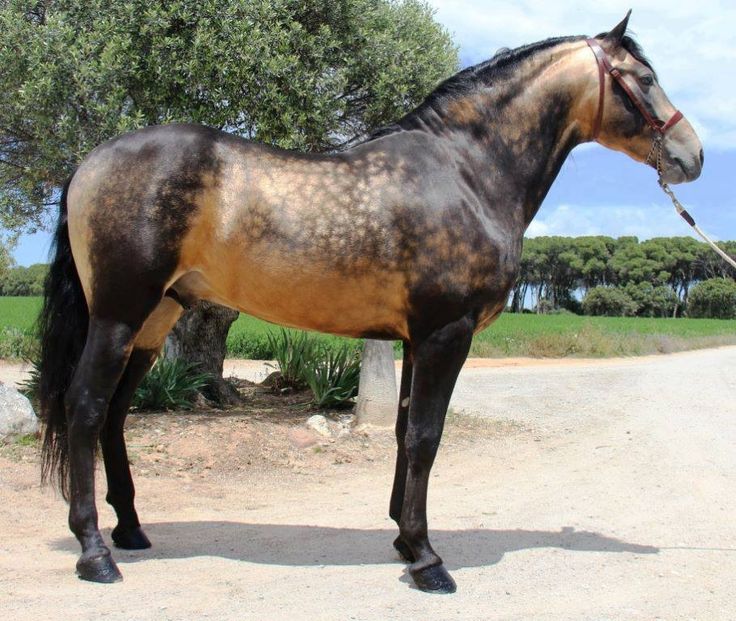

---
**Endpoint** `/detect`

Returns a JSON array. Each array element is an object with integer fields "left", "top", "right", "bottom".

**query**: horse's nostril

[{"left": 699, "top": 149, "right": 705, "bottom": 166}]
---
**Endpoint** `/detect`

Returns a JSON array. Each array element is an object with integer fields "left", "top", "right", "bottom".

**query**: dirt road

[{"left": 2, "top": 347, "right": 735, "bottom": 620}]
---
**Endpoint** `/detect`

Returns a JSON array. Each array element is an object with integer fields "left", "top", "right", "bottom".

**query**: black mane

[{"left": 366, "top": 32, "right": 655, "bottom": 142}]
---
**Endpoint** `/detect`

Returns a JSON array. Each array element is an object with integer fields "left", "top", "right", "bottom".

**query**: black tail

[{"left": 39, "top": 174, "right": 88, "bottom": 500}]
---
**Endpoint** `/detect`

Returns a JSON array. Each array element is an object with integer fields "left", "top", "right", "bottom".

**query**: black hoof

[
  {"left": 393, "top": 536, "right": 415, "bottom": 563},
  {"left": 76, "top": 549, "right": 123, "bottom": 583},
  {"left": 410, "top": 563, "right": 456, "bottom": 594},
  {"left": 112, "top": 525, "right": 151, "bottom": 550}
]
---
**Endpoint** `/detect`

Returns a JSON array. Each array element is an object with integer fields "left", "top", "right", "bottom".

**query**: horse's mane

[{"left": 365, "top": 32, "right": 654, "bottom": 142}]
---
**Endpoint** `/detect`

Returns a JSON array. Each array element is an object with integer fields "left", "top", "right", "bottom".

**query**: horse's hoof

[
  {"left": 76, "top": 549, "right": 123, "bottom": 583},
  {"left": 410, "top": 563, "right": 457, "bottom": 594},
  {"left": 112, "top": 525, "right": 151, "bottom": 550},
  {"left": 393, "top": 536, "right": 415, "bottom": 563}
]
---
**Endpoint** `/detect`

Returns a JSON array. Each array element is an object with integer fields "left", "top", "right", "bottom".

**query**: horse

[{"left": 38, "top": 13, "right": 703, "bottom": 594}]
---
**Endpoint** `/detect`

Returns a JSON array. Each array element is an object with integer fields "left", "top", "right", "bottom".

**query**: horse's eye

[{"left": 640, "top": 75, "right": 654, "bottom": 87}]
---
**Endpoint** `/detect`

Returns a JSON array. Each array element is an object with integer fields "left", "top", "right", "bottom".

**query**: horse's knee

[
  {"left": 404, "top": 429, "right": 441, "bottom": 471},
  {"left": 65, "top": 386, "right": 108, "bottom": 438}
]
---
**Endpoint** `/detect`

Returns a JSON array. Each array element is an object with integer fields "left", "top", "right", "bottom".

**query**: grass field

[{"left": 2, "top": 296, "right": 736, "bottom": 360}]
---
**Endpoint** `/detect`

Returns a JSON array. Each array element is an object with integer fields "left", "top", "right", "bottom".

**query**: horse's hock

[{"left": 355, "top": 340, "right": 398, "bottom": 428}]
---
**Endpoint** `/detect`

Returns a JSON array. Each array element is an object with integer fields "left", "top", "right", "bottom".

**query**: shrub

[
  {"left": 266, "top": 329, "right": 322, "bottom": 390},
  {"left": 687, "top": 278, "right": 736, "bottom": 319},
  {"left": 582, "top": 286, "right": 638, "bottom": 317},
  {"left": 133, "top": 357, "right": 211, "bottom": 411},
  {"left": 266, "top": 330, "right": 362, "bottom": 408},
  {"left": 303, "top": 342, "right": 362, "bottom": 408},
  {"left": 623, "top": 282, "right": 678, "bottom": 318},
  {"left": 0, "top": 327, "right": 39, "bottom": 359}
]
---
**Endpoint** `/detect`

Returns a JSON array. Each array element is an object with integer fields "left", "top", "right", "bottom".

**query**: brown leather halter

[{"left": 586, "top": 38, "right": 683, "bottom": 141}]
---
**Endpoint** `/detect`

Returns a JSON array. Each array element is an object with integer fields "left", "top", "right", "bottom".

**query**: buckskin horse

[{"left": 38, "top": 13, "right": 702, "bottom": 593}]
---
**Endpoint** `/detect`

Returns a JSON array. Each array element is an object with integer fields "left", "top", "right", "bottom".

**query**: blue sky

[{"left": 11, "top": 0, "right": 736, "bottom": 265}]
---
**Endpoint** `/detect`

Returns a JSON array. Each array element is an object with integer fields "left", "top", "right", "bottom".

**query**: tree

[
  {"left": 0, "top": 262, "right": 47, "bottom": 295},
  {"left": 687, "top": 278, "right": 736, "bottom": 319},
  {"left": 0, "top": 0, "right": 458, "bottom": 402},
  {"left": 582, "top": 286, "right": 638, "bottom": 317}
]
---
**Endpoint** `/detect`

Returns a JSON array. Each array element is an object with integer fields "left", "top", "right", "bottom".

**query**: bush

[
  {"left": 267, "top": 330, "right": 362, "bottom": 408},
  {"left": 266, "top": 329, "right": 323, "bottom": 390},
  {"left": 0, "top": 327, "right": 39, "bottom": 359},
  {"left": 303, "top": 342, "right": 362, "bottom": 408},
  {"left": 582, "top": 286, "right": 638, "bottom": 317},
  {"left": 624, "top": 282, "right": 678, "bottom": 318},
  {"left": 133, "top": 357, "right": 211, "bottom": 411},
  {"left": 687, "top": 278, "right": 736, "bottom": 319}
]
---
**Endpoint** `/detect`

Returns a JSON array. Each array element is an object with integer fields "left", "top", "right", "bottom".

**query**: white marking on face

[{"left": 401, "top": 398, "right": 410, "bottom": 408}]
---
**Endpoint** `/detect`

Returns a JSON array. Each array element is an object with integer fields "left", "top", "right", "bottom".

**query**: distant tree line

[
  {"left": 512, "top": 236, "right": 736, "bottom": 318},
  {"left": 0, "top": 263, "right": 47, "bottom": 296},
  {"left": 3, "top": 236, "right": 736, "bottom": 319}
]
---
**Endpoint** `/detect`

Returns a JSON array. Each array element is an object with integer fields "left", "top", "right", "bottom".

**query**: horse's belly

[{"left": 177, "top": 252, "right": 410, "bottom": 339}]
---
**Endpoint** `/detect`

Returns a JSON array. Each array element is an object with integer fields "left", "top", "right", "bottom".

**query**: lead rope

[{"left": 649, "top": 137, "right": 736, "bottom": 270}]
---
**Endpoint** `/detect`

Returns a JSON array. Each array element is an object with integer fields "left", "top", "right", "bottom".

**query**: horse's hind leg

[
  {"left": 66, "top": 317, "right": 137, "bottom": 583},
  {"left": 101, "top": 298, "right": 183, "bottom": 550},
  {"left": 389, "top": 341, "right": 415, "bottom": 562},
  {"left": 399, "top": 316, "right": 474, "bottom": 594}
]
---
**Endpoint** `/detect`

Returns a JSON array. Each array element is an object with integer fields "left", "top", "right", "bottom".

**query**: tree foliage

[
  {"left": 0, "top": 0, "right": 457, "bottom": 231},
  {"left": 0, "top": 262, "right": 47, "bottom": 295},
  {"left": 512, "top": 236, "right": 736, "bottom": 317},
  {"left": 687, "top": 278, "right": 736, "bottom": 319},
  {"left": 581, "top": 286, "right": 638, "bottom": 317}
]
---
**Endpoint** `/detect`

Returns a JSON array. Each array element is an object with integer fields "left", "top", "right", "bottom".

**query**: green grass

[
  {"left": 2, "top": 296, "right": 736, "bottom": 360},
  {"left": 0, "top": 296, "right": 42, "bottom": 331}
]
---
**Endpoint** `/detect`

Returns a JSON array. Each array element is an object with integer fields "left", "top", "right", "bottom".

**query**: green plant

[
  {"left": 687, "top": 278, "right": 736, "bottom": 319},
  {"left": 0, "top": 327, "right": 38, "bottom": 359},
  {"left": 133, "top": 357, "right": 212, "bottom": 411},
  {"left": 582, "top": 286, "right": 638, "bottom": 317},
  {"left": 303, "top": 343, "right": 362, "bottom": 409},
  {"left": 266, "top": 329, "right": 322, "bottom": 390}
]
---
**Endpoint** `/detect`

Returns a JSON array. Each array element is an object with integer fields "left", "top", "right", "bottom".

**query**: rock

[
  {"left": 306, "top": 414, "right": 332, "bottom": 438},
  {"left": 0, "top": 383, "right": 39, "bottom": 438},
  {"left": 288, "top": 428, "right": 319, "bottom": 449}
]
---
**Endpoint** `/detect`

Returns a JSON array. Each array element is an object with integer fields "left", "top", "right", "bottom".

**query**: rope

[
  {"left": 651, "top": 135, "right": 736, "bottom": 270},
  {"left": 659, "top": 179, "right": 736, "bottom": 270}
]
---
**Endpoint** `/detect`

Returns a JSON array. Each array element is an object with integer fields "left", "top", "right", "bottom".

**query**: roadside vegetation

[{"left": 3, "top": 296, "right": 736, "bottom": 362}]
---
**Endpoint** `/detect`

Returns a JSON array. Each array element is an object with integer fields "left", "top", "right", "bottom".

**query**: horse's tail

[{"left": 39, "top": 173, "right": 88, "bottom": 500}]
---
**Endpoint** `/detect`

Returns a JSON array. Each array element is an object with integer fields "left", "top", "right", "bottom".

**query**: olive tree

[{"left": 0, "top": 0, "right": 458, "bottom": 403}]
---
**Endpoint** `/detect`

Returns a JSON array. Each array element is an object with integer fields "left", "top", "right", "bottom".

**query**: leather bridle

[{"left": 585, "top": 38, "right": 683, "bottom": 142}]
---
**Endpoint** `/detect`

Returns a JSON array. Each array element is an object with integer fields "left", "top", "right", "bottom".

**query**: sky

[{"left": 10, "top": 0, "right": 736, "bottom": 265}]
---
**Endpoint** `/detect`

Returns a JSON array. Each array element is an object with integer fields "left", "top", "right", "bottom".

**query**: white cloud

[
  {"left": 527, "top": 202, "right": 703, "bottom": 239},
  {"left": 430, "top": 0, "right": 736, "bottom": 151}
]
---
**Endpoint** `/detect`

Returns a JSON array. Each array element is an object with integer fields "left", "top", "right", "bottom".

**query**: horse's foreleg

[
  {"left": 399, "top": 315, "right": 474, "bottom": 594},
  {"left": 102, "top": 349, "right": 157, "bottom": 550},
  {"left": 66, "top": 318, "right": 135, "bottom": 583},
  {"left": 389, "top": 341, "right": 415, "bottom": 562}
]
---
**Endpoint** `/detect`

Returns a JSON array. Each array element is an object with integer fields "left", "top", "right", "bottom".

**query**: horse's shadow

[{"left": 52, "top": 523, "right": 658, "bottom": 569}]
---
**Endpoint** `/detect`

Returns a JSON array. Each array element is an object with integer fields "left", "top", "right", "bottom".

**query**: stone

[
  {"left": 288, "top": 428, "right": 319, "bottom": 449},
  {"left": 0, "top": 383, "right": 39, "bottom": 438},
  {"left": 306, "top": 414, "right": 332, "bottom": 438}
]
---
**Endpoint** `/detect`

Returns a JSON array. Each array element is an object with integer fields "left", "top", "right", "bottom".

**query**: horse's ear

[{"left": 603, "top": 10, "right": 632, "bottom": 48}]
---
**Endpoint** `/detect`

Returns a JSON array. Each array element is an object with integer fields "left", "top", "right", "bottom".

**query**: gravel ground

[{"left": 2, "top": 347, "right": 735, "bottom": 620}]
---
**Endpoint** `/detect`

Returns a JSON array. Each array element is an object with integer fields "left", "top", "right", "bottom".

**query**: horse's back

[{"left": 66, "top": 124, "right": 413, "bottom": 337}]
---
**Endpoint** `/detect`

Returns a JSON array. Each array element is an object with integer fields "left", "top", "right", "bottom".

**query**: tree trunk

[
  {"left": 165, "top": 301, "right": 241, "bottom": 407},
  {"left": 355, "top": 340, "right": 398, "bottom": 427}
]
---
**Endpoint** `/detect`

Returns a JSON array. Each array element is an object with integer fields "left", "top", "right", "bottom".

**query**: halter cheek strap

[{"left": 585, "top": 38, "right": 683, "bottom": 141}]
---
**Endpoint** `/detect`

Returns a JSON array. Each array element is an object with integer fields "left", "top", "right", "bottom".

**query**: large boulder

[{"left": 0, "top": 383, "right": 39, "bottom": 438}]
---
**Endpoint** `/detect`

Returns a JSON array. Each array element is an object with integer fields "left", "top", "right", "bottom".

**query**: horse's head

[{"left": 585, "top": 12, "right": 703, "bottom": 184}]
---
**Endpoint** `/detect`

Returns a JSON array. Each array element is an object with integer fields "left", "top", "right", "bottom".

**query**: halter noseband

[{"left": 585, "top": 38, "right": 683, "bottom": 142}]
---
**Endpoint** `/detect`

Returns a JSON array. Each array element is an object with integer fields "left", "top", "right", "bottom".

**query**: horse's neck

[{"left": 438, "top": 44, "right": 587, "bottom": 228}]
